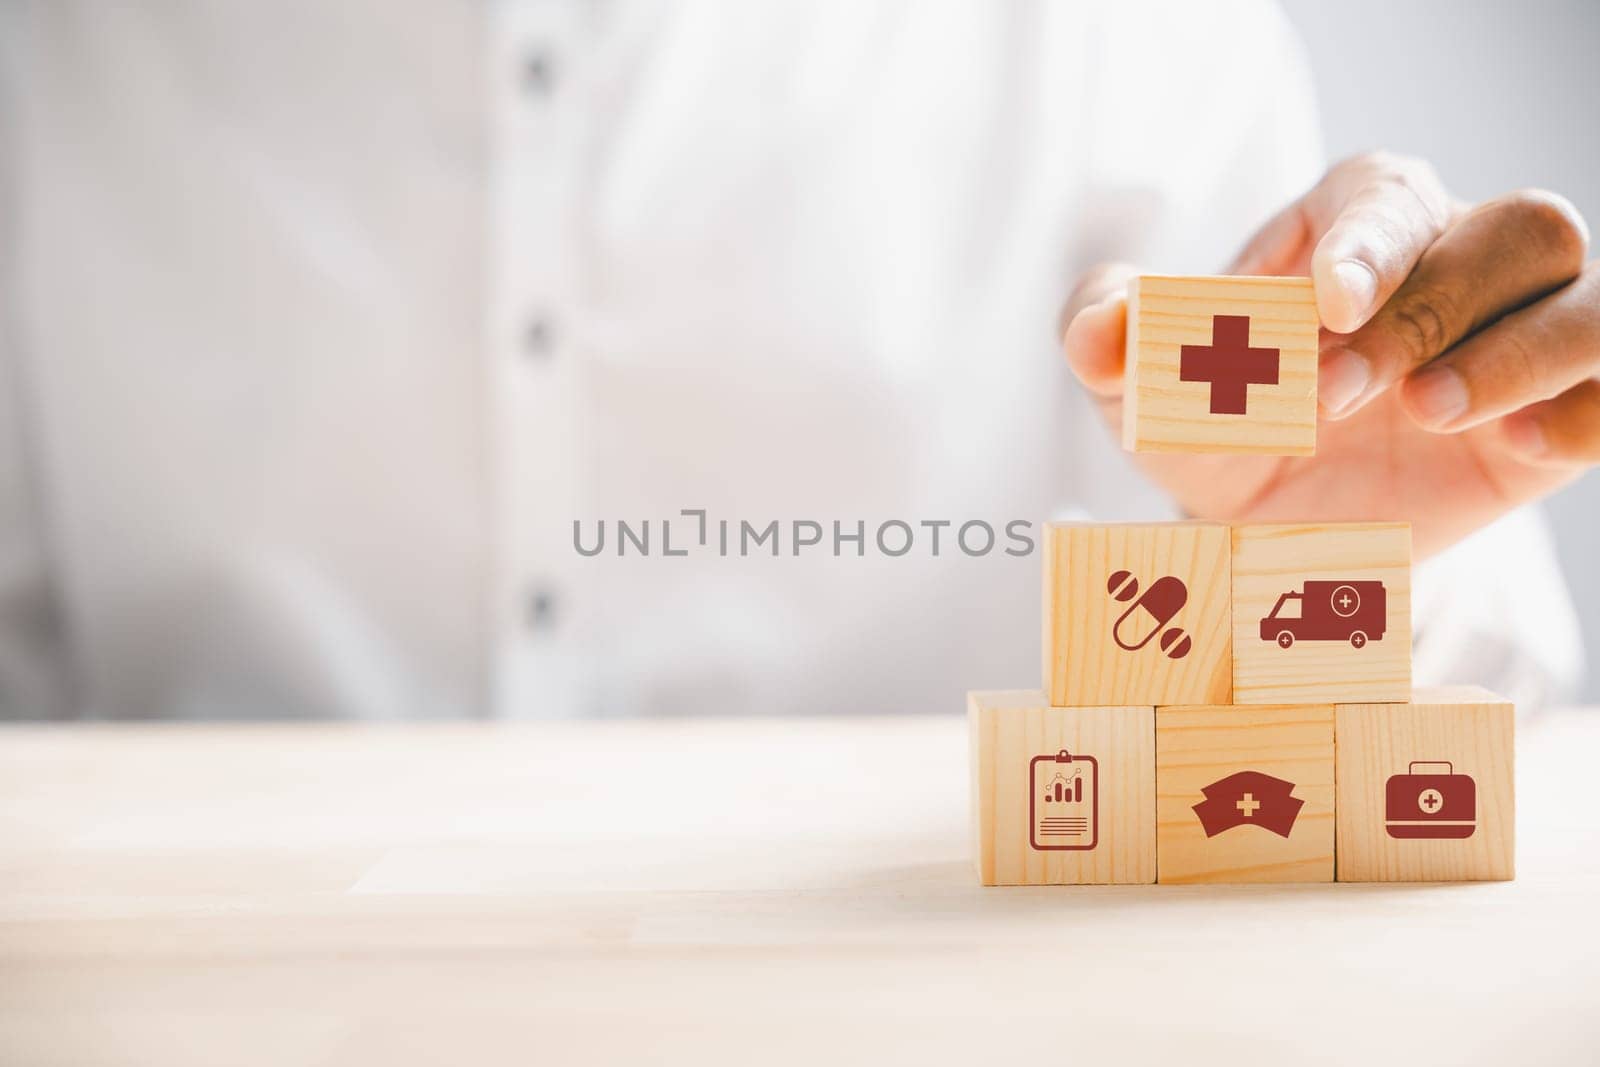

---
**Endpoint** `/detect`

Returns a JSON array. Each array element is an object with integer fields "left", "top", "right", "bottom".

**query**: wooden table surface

[{"left": 3, "top": 712, "right": 1598, "bottom": 1066}]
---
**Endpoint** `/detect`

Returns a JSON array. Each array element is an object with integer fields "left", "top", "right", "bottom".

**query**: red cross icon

[{"left": 1179, "top": 314, "right": 1280, "bottom": 415}]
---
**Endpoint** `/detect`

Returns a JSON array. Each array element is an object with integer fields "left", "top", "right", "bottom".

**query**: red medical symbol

[
  {"left": 1385, "top": 762, "right": 1477, "bottom": 839},
  {"left": 1260, "top": 581, "right": 1386, "bottom": 649},
  {"left": 1193, "top": 770, "right": 1302, "bottom": 838},
  {"left": 1180, "top": 314, "right": 1280, "bottom": 415}
]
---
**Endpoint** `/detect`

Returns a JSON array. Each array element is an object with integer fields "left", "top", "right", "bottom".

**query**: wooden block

[
  {"left": 968, "top": 691, "right": 1155, "bottom": 885},
  {"left": 1336, "top": 687, "right": 1514, "bottom": 882},
  {"left": 1123, "top": 274, "right": 1319, "bottom": 455},
  {"left": 1231, "top": 522, "right": 1411, "bottom": 705},
  {"left": 1155, "top": 703, "right": 1334, "bottom": 883},
  {"left": 1042, "top": 522, "right": 1231, "bottom": 707}
]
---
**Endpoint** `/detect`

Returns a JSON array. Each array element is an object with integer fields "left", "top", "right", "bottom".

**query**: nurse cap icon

[{"left": 1107, "top": 570, "right": 1192, "bottom": 659}]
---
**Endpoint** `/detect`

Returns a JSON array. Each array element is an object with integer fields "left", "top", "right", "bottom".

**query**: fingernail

[
  {"left": 1502, "top": 414, "right": 1549, "bottom": 458},
  {"left": 1405, "top": 366, "right": 1471, "bottom": 428},
  {"left": 1332, "top": 259, "right": 1379, "bottom": 326},
  {"left": 1319, "top": 346, "right": 1372, "bottom": 418}
]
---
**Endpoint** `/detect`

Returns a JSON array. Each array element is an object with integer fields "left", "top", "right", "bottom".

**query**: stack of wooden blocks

[{"left": 969, "top": 276, "right": 1514, "bottom": 885}]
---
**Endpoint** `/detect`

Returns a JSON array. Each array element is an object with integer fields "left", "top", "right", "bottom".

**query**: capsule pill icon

[{"left": 1107, "top": 571, "right": 1192, "bottom": 658}]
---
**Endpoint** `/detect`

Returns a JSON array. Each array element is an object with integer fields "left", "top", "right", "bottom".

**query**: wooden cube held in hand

[{"left": 1123, "top": 275, "right": 1319, "bottom": 455}]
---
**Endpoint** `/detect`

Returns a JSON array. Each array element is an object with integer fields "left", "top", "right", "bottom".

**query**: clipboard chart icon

[{"left": 1029, "top": 749, "right": 1099, "bottom": 851}]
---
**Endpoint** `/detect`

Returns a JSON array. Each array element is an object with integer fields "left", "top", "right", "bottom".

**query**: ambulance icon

[{"left": 1260, "top": 580, "right": 1386, "bottom": 649}]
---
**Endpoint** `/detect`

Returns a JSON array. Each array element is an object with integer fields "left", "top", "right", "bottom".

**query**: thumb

[
  {"left": 1059, "top": 262, "right": 1139, "bottom": 398},
  {"left": 1232, "top": 154, "right": 1457, "bottom": 333}
]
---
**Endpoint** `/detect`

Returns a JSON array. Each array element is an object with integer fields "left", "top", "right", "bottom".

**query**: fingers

[
  {"left": 1321, "top": 189, "right": 1590, "bottom": 419},
  {"left": 1308, "top": 153, "right": 1458, "bottom": 333},
  {"left": 1059, "top": 262, "right": 1138, "bottom": 398},
  {"left": 1401, "top": 262, "right": 1600, "bottom": 431},
  {"left": 1498, "top": 379, "right": 1600, "bottom": 467},
  {"left": 1224, "top": 152, "right": 1457, "bottom": 332}
]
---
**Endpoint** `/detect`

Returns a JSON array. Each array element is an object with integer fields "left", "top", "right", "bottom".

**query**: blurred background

[
  {"left": 1283, "top": 0, "right": 1600, "bottom": 698},
  {"left": 1, "top": 1, "right": 1596, "bottom": 720}
]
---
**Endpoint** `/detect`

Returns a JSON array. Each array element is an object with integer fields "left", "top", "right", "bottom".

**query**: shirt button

[
  {"left": 521, "top": 49, "right": 556, "bottom": 96},
  {"left": 526, "top": 585, "right": 559, "bottom": 632},
  {"left": 523, "top": 315, "right": 555, "bottom": 360}
]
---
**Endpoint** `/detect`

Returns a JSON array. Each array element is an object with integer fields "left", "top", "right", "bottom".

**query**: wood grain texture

[
  {"left": 969, "top": 691, "right": 1154, "bottom": 885},
  {"left": 1336, "top": 686, "right": 1515, "bottom": 882},
  {"left": 1156, "top": 703, "right": 1334, "bottom": 884},
  {"left": 1231, "top": 522, "right": 1412, "bottom": 705},
  {"left": 1122, "top": 275, "right": 1319, "bottom": 455},
  {"left": 1042, "top": 522, "right": 1231, "bottom": 707}
]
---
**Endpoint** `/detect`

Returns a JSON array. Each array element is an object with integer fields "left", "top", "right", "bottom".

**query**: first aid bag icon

[{"left": 1385, "top": 761, "right": 1477, "bottom": 839}]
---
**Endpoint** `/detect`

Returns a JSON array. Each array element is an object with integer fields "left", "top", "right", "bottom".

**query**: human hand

[{"left": 1060, "top": 152, "right": 1597, "bottom": 557}]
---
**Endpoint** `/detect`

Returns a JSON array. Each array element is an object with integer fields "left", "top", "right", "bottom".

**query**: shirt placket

[{"left": 486, "top": 0, "right": 585, "bottom": 718}]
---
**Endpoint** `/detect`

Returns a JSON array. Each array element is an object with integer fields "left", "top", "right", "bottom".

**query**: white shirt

[{"left": 0, "top": 1, "right": 1579, "bottom": 720}]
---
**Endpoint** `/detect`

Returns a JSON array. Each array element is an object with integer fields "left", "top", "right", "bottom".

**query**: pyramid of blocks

[{"left": 968, "top": 276, "right": 1514, "bottom": 885}]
